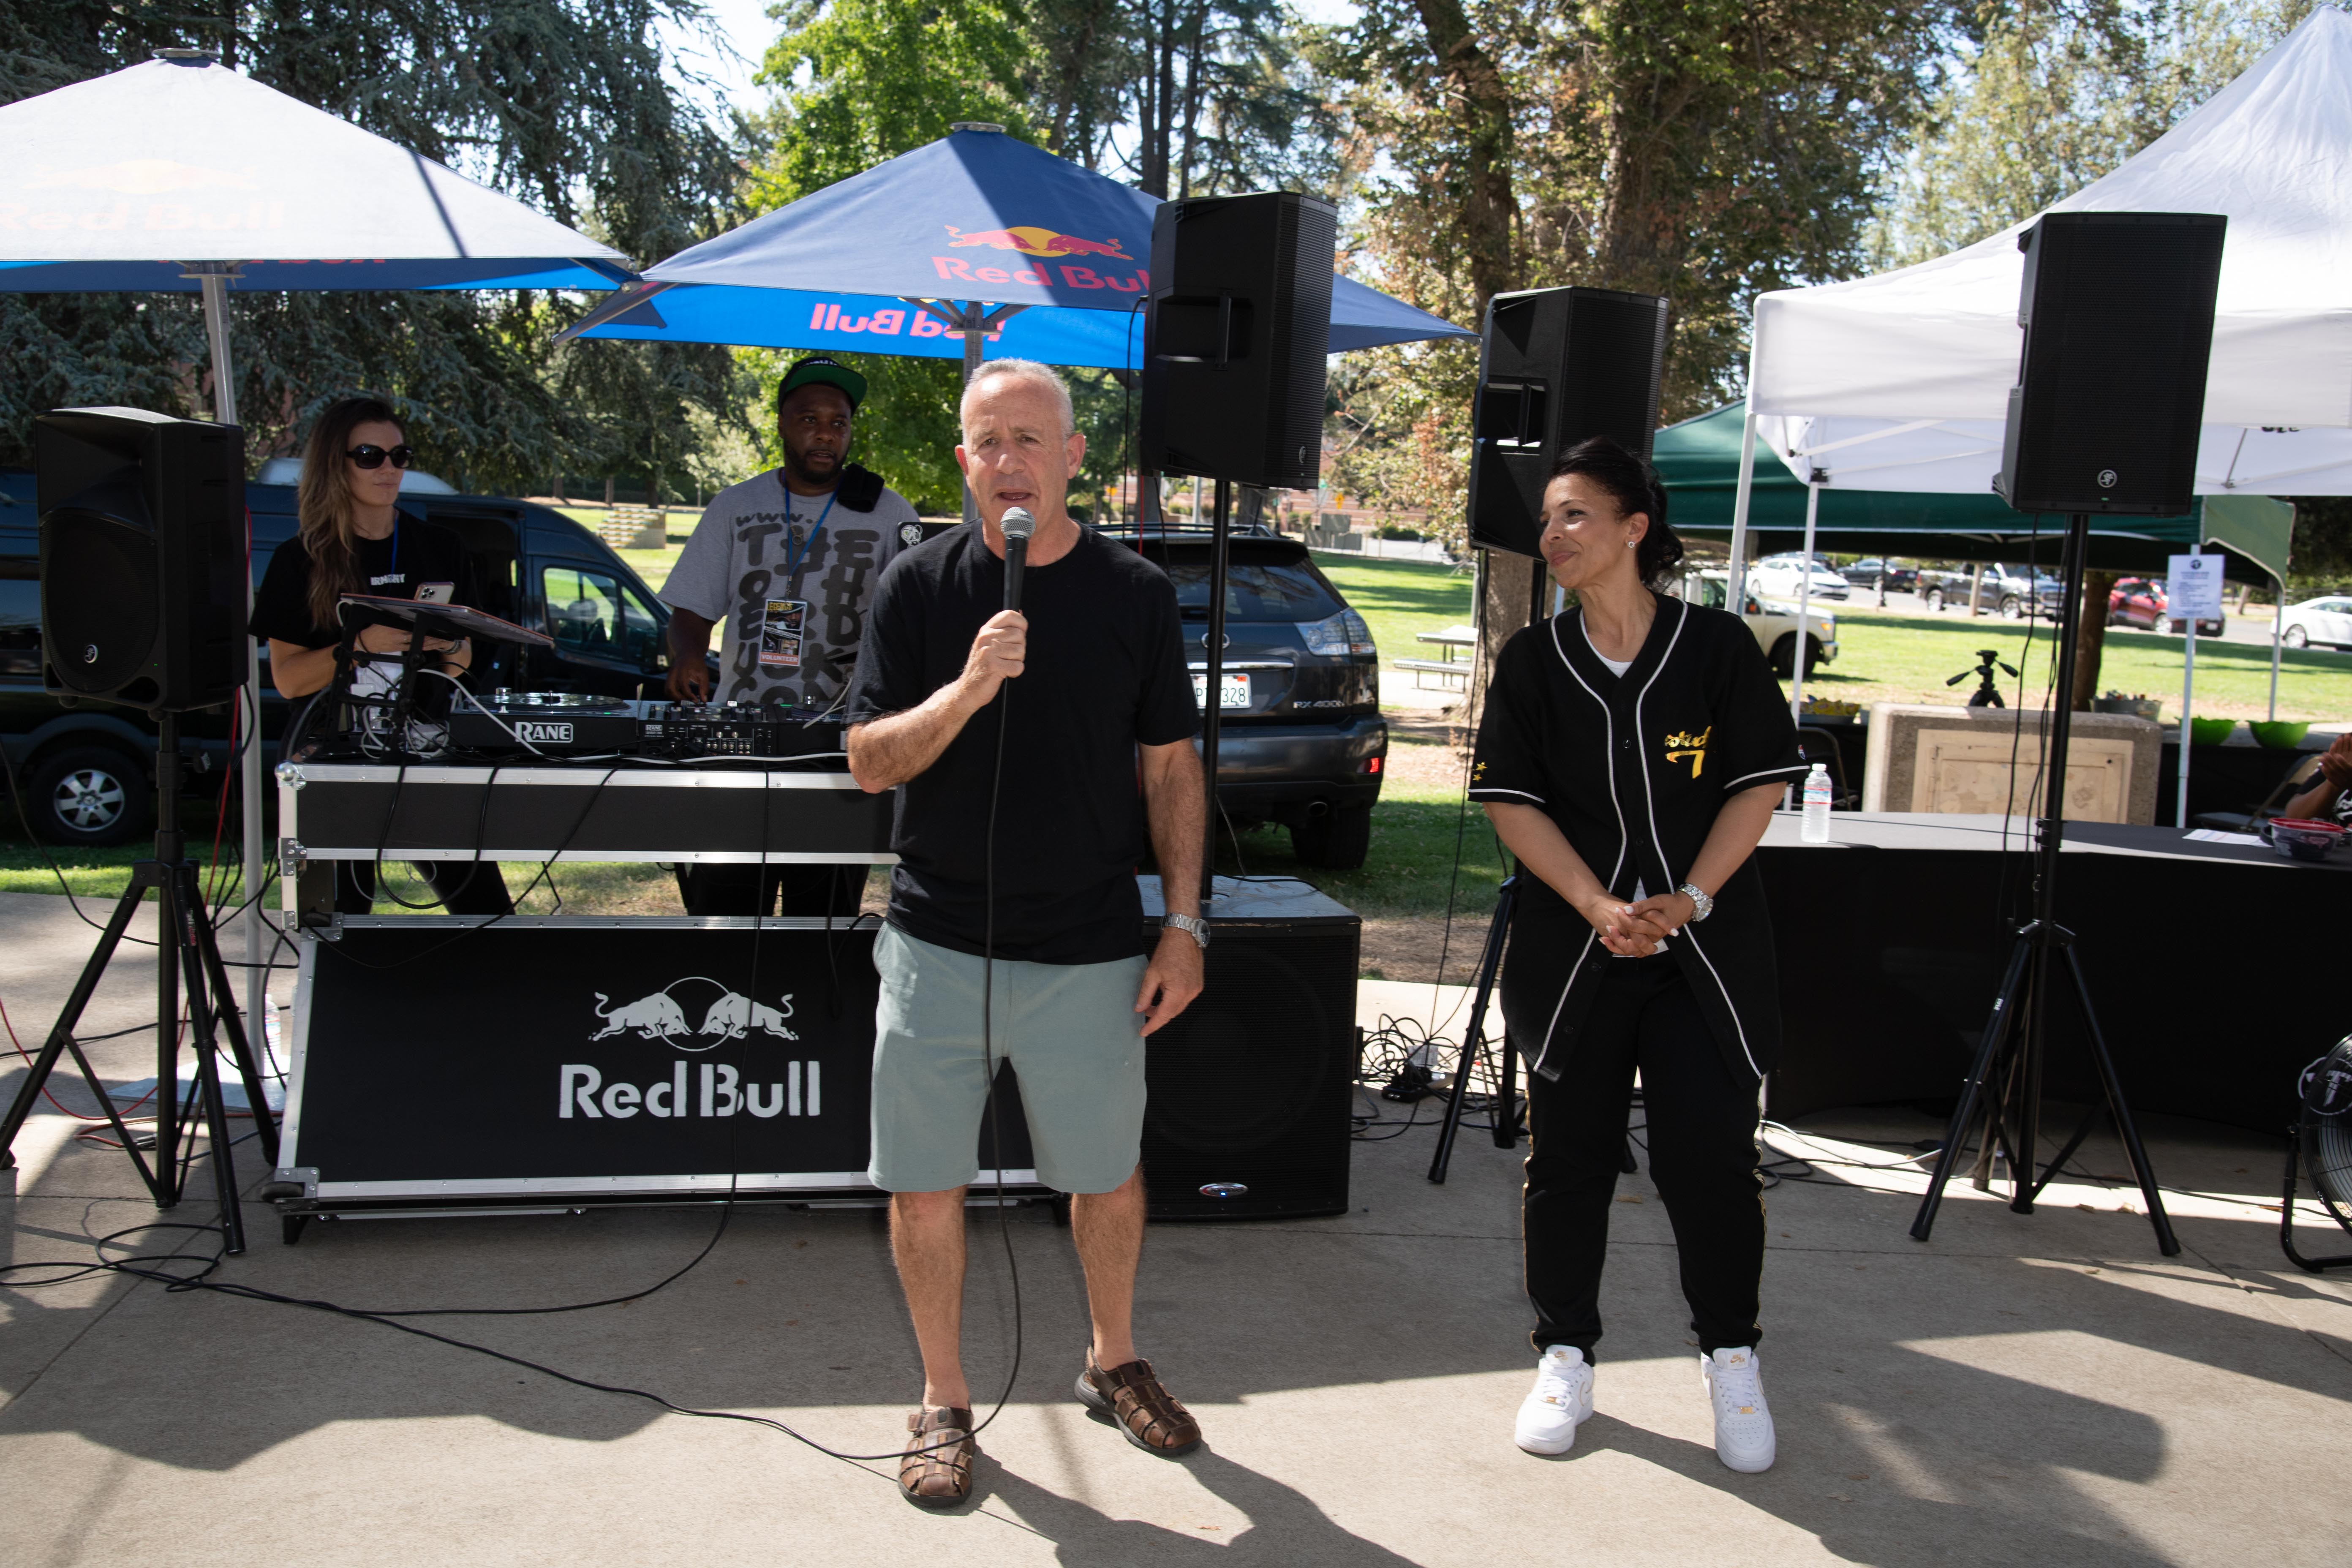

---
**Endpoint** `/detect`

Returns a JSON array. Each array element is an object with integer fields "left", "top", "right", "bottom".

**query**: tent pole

[
  {"left": 1790, "top": 482, "right": 1818, "bottom": 722},
  {"left": 961, "top": 302, "right": 984, "bottom": 526},
  {"left": 2268, "top": 568, "right": 2284, "bottom": 721},
  {"left": 2178, "top": 546, "right": 2200, "bottom": 829},
  {"left": 195, "top": 264, "right": 269, "bottom": 1051},
  {"left": 1729, "top": 406, "right": 1759, "bottom": 608}
]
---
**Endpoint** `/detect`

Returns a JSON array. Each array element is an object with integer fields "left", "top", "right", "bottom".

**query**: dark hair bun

[{"left": 1549, "top": 435, "right": 1684, "bottom": 589}]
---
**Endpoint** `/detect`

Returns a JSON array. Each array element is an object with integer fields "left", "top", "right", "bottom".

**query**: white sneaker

[
  {"left": 1514, "top": 1344, "right": 1594, "bottom": 1454},
  {"left": 1701, "top": 1346, "right": 1776, "bottom": 1473}
]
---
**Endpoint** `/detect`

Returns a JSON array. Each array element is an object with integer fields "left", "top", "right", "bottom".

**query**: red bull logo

[
  {"left": 931, "top": 223, "right": 1148, "bottom": 292},
  {"left": 945, "top": 224, "right": 1130, "bottom": 259}
]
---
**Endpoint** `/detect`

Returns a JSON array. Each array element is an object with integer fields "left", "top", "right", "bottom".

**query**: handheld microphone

[{"left": 1001, "top": 506, "right": 1034, "bottom": 613}]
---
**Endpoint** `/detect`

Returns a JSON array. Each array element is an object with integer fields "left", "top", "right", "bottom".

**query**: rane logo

[{"left": 516, "top": 720, "right": 574, "bottom": 744}]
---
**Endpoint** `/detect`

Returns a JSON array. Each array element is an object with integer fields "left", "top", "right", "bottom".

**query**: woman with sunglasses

[{"left": 250, "top": 395, "right": 510, "bottom": 915}]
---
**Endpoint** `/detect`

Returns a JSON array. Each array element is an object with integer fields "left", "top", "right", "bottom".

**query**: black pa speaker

[
  {"left": 1467, "top": 286, "right": 1670, "bottom": 558},
  {"left": 38, "top": 406, "right": 246, "bottom": 712},
  {"left": 1138, "top": 880, "right": 1358, "bottom": 1220},
  {"left": 1995, "top": 212, "right": 2226, "bottom": 516},
  {"left": 1140, "top": 190, "right": 1336, "bottom": 489}
]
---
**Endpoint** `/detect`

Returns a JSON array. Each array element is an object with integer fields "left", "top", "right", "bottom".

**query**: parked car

[
  {"left": 2107, "top": 577, "right": 2224, "bottom": 637},
  {"left": 1748, "top": 552, "right": 1850, "bottom": 602},
  {"left": 0, "top": 472, "right": 676, "bottom": 847},
  {"left": 1919, "top": 562, "right": 2064, "bottom": 619},
  {"left": 1107, "top": 524, "right": 1385, "bottom": 868},
  {"left": 1680, "top": 569, "right": 1839, "bottom": 676},
  {"left": 2278, "top": 594, "right": 2352, "bottom": 650},
  {"left": 1840, "top": 557, "right": 1919, "bottom": 592}
]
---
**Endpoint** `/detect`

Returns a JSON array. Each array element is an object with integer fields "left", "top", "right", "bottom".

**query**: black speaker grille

[
  {"left": 1141, "top": 191, "right": 1337, "bottom": 489},
  {"left": 43, "top": 509, "right": 157, "bottom": 695},
  {"left": 1998, "top": 213, "right": 2225, "bottom": 516},
  {"left": 1140, "top": 918, "right": 1356, "bottom": 1219},
  {"left": 1468, "top": 287, "right": 1670, "bottom": 558}
]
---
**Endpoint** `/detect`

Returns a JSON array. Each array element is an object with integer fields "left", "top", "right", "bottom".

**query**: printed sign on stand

[{"left": 2167, "top": 553, "right": 2225, "bottom": 620}]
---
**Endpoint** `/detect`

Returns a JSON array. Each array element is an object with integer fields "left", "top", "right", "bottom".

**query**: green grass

[
  {"left": 1212, "top": 772, "right": 1500, "bottom": 922},
  {"left": 1312, "top": 551, "right": 1476, "bottom": 663},
  {"left": 1803, "top": 609, "right": 2352, "bottom": 722}
]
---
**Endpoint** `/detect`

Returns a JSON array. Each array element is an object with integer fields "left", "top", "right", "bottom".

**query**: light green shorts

[{"left": 868, "top": 923, "right": 1149, "bottom": 1195}]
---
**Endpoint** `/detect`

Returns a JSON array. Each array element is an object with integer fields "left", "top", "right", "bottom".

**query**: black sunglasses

[{"left": 346, "top": 444, "right": 415, "bottom": 470}]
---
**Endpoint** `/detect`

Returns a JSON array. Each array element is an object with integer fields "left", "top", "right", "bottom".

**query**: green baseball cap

[{"left": 777, "top": 354, "right": 867, "bottom": 411}]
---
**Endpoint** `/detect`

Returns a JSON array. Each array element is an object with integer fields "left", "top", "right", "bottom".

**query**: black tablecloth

[{"left": 1759, "top": 817, "right": 2343, "bottom": 1132}]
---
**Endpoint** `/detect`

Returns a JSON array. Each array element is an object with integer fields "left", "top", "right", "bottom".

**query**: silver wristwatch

[
  {"left": 1163, "top": 912, "right": 1211, "bottom": 950},
  {"left": 1677, "top": 882, "right": 1714, "bottom": 922}
]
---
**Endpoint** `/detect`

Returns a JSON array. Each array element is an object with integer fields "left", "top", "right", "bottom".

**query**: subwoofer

[
  {"left": 1995, "top": 212, "right": 2226, "bottom": 517},
  {"left": 1467, "top": 286, "right": 1671, "bottom": 559},
  {"left": 1138, "top": 878, "right": 1359, "bottom": 1220},
  {"left": 1139, "top": 190, "right": 1337, "bottom": 488},
  {"left": 38, "top": 406, "right": 246, "bottom": 712}
]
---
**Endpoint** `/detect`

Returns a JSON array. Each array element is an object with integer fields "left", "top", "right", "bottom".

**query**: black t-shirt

[
  {"left": 844, "top": 525, "right": 1200, "bottom": 964},
  {"left": 250, "top": 509, "right": 478, "bottom": 649}
]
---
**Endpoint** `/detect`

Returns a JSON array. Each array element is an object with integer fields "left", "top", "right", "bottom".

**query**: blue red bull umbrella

[{"left": 558, "top": 125, "right": 1471, "bottom": 367}]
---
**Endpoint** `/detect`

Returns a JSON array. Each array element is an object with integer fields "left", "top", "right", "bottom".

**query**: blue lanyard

[
  {"left": 388, "top": 513, "right": 399, "bottom": 578},
  {"left": 780, "top": 484, "right": 836, "bottom": 588}
]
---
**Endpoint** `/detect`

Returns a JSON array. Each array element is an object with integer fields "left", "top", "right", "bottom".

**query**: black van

[{"left": 0, "top": 473, "right": 677, "bottom": 846}]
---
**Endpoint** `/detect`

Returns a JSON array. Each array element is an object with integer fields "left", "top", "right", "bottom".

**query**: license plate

[{"left": 1192, "top": 672, "right": 1250, "bottom": 709}]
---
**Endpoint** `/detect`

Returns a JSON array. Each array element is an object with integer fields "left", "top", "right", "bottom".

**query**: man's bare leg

[
  {"left": 890, "top": 1186, "right": 971, "bottom": 1408},
  {"left": 1070, "top": 1164, "right": 1146, "bottom": 1368}
]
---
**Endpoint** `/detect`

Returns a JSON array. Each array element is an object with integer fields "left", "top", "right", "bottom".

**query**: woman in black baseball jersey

[{"left": 1469, "top": 437, "right": 1805, "bottom": 1473}]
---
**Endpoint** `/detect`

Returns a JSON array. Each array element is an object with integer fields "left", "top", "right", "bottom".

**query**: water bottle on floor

[{"left": 1801, "top": 762, "right": 1833, "bottom": 843}]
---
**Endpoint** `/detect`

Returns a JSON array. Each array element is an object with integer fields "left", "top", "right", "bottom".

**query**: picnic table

[{"left": 1394, "top": 623, "right": 1478, "bottom": 688}]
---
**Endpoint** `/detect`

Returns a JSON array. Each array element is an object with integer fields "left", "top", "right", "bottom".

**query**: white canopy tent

[
  {"left": 0, "top": 54, "right": 626, "bottom": 1031},
  {"left": 1728, "top": 6, "right": 2352, "bottom": 767},
  {"left": 1731, "top": 6, "right": 2352, "bottom": 574}
]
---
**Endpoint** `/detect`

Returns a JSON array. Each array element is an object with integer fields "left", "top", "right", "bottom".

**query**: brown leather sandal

[
  {"left": 1076, "top": 1353, "right": 1202, "bottom": 1456},
  {"left": 898, "top": 1406, "right": 976, "bottom": 1507}
]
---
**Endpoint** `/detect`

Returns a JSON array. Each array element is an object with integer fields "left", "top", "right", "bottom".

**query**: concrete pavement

[{"left": 4, "top": 890, "right": 2349, "bottom": 1566}]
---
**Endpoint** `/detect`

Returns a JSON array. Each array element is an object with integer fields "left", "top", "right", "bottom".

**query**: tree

[
  {"left": 0, "top": 1, "right": 753, "bottom": 489},
  {"left": 1320, "top": 1, "right": 1957, "bottom": 669},
  {"left": 1873, "top": 1, "right": 2310, "bottom": 267}
]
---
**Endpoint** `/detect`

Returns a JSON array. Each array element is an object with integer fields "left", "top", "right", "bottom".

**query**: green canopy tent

[
  {"left": 1654, "top": 403, "right": 2298, "bottom": 719},
  {"left": 1655, "top": 403, "right": 2289, "bottom": 581}
]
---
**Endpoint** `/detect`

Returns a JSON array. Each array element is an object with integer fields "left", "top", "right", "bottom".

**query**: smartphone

[{"left": 415, "top": 582, "right": 455, "bottom": 604}]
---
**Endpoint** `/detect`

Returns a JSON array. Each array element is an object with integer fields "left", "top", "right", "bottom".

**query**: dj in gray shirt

[{"left": 660, "top": 355, "right": 921, "bottom": 712}]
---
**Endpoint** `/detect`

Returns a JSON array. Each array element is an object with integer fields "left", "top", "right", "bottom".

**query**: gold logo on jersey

[
  {"left": 1473, "top": 761, "right": 1487, "bottom": 781},
  {"left": 1663, "top": 726, "right": 1712, "bottom": 779}
]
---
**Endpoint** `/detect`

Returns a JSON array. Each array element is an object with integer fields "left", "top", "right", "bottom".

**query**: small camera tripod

[{"left": 1947, "top": 649, "right": 2020, "bottom": 708}]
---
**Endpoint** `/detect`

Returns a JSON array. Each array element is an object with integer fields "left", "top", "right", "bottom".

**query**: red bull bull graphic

[{"left": 933, "top": 223, "right": 1147, "bottom": 292}]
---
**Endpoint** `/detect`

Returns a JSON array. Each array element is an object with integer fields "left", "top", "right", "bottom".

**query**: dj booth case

[{"left": 270, "top": 762, "right": 1360, "bottom": 1235}]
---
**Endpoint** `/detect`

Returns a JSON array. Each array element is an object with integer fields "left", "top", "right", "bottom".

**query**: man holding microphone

[{"left": 844, "top": 359, "right": 1208, "bottom": 1506}]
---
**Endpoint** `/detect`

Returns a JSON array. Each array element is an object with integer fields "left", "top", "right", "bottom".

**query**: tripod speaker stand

[
  {"left": 1908, "top": 513, "right": 2178, "bottom": 1256},
  {"left": 0, "top": 715, "right": 279, "bottom": 1253}
]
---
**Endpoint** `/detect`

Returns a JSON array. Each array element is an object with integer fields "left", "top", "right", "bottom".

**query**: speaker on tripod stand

[
  {"left": 1912, "top": 212, "right": 2227, "bottom": 1255},
  {"left": 0, "top": 407, "right": 277, "bottom": 1252}
]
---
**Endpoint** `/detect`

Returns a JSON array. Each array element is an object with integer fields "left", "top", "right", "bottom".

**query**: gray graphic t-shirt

[{"left": 659, "top": 469, "right": 922, "bottom": 709}]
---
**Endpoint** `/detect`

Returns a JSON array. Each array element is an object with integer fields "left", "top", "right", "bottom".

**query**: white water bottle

[{"left": 1800, "top": 762, "right": 1833, "bottom": 844}]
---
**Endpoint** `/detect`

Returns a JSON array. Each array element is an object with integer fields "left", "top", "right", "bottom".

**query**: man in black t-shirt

[{"left": 843, "top": 358, "right": 1206, "bottom": 1504}]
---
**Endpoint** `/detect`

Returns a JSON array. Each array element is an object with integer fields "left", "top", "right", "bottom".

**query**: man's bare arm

[
  {"left": 666, "top": 607, "right": 715, "bottom": 701},
  {"left": 846, "top": 610, "right": 1026, "bottom": 793},
  {"left": 1140, "top": 739, "right": 1206, "bottom": 920},
  {"left": 1133, "top": 736, "right": 1207, "bottom": 1035}
]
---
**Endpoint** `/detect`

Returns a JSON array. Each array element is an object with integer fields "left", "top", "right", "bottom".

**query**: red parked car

[{"left": 2108, "top": 577, "right": 2223, "bottom": 637}]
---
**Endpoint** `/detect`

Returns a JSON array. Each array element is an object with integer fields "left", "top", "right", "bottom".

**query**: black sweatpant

[
  {"left": 1522, "top": 951, "right": 1765, "bottom": 1363},
  {"left": 673, "top": 862, "right": 866, "bottom": 919}
]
